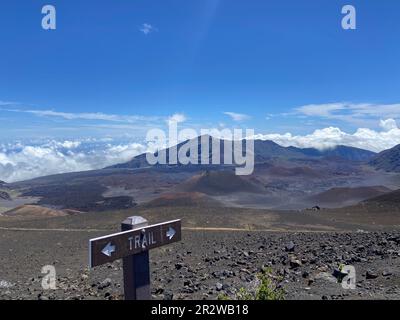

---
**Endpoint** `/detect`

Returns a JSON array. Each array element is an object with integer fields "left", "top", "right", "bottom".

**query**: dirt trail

[
  {"left": 0, "top": 226, "right": 336, "bottom": 233},
  {"left": 0, "top": 226, "right": 108, "bottom": 232},
  {"left": 182, "top": 226, "right": 335, "bottom": 233}
]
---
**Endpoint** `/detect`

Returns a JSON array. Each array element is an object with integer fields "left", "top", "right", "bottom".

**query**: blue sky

[
  {"left": 0, "top": 0, "right": 399, "bottom": 140},
  {"left": 1, "top": 0, "right": 400, "bottom": 182}
]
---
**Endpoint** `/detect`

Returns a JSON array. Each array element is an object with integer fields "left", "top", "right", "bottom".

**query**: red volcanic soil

[
  {"left": 177, "top": 171, "right": 265, "bottom": 196},
  {"left": 2, "top": 205, "right": 70, "bottom": 218},
  {"left": 142, "top": 192, "right": 223, "bottom": 208},
  {"left": 266, "top": 166, "right": 323, "bottom": 178}
]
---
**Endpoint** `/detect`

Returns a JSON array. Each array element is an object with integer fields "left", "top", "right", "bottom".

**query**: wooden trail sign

[{"left": 89, "top": 216, "right": 181, "bottom": 300}]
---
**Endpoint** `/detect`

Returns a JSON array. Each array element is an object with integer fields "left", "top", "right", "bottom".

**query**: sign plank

[{"left": 89, "top": 219, "right": 181, "bottom": 268}]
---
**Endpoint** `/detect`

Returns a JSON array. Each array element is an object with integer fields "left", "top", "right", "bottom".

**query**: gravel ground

[{"left": 1, "top": 228, "right": 400, "bottom": 300}]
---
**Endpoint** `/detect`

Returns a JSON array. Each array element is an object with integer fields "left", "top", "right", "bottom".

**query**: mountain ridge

[{"left": 107, "top": 136, "right": 376, "bottom": 169}]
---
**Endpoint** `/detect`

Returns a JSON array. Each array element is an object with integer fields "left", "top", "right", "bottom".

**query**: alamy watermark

[
  {"left": 41, "top": 5, "right": 56, "bottom": 30},
  {"left": 41, "top": 265, "right": 57, "bottom": 290},
  {"left": 342, "top": 5, "right": 357, "bottom": 30},
  {"left": 336, "top": 264, "right": 356, "bottom": 290},
  {"left": 40, "top": 4, "right": 357, "bottom": 31},
  {"left": 146, "top": 122, "right": 255, "bottom": 176},
  {"left": 340, "top": 265, "right": 356, "bottom": 289}
]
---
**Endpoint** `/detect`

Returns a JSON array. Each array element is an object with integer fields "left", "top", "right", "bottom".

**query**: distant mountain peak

[
  {"left": 106, "top": 137, "right": 377, "bottom": 170},
  {"left": 369, "top": 144, "right": 400, "bottom": 172}
]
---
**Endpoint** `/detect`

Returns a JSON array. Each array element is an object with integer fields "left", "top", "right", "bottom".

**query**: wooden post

[
  {"left": 89, "top": 217, "right": 181, "bottom": 300},
  {"left": 121, "top": 216, "right": 151, "bottom": 300}
]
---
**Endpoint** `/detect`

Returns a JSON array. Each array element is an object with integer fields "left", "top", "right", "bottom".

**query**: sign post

[
  {"left": 121, "top": 216, "right": 150, "bottom": 300},
  {"left": 89, "top": 216, "right": 182, "bottom": 300}
]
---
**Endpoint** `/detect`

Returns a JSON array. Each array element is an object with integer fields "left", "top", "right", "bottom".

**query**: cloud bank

[
  {"left": 1, "top": 119, "right": 399, "bottom": 183},
  {"left": 0, "top": 140, "right": 147, "bottom": 183},
  {"left": 253, "top": 119, "right": 400, "bottom": 152}
]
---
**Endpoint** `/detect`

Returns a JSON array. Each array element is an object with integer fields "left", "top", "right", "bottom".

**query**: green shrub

[
  {"left": 236, "top": 287, "right": 254, "bottom": 300},
  {"left": 222, "top": 267, "right": 285, "bottom": 301},
  {"left": 217, "top": 293, "right": 231, "bottom": 300},
  {"left": 255, "top": 272, "right": 285, "bottom": 300}
]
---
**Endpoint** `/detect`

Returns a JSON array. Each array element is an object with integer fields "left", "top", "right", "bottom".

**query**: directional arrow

[
  {"left": 101, "top": 242, "right": 116, "bottom": 257},
  {"left": 89, "top": 219, "right": 181, "bottom": 268},
  {"left": 166, "top": 227, "right": 176, "bottom": 240}
]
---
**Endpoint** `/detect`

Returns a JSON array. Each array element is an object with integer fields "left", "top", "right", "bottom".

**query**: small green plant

[
  {"left": 255, "top": 272, "right": 285, "bottom": 300},
  {"left": 229, "top": 267, "right": 286, "bottom": 301},
  {"left": 236, "top": 287, "right": 254, "bottom": 300},
  {"left": 217, "top": 293, "right": 231, "bottom": 300}
]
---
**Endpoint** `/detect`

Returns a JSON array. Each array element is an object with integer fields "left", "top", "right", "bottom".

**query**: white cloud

[
  {"left": 54, "top": 140, "right": 81, "bottom": 149},
  {"left": 224, "top": 112, "right": 251, "bottom": 122},
  {"left": 253, "top": 118, "right": 400, "bottom": 153},
  {"left": 2, "top": 109, "right": 190, "bottom": 130},
  {"left": 295, "top": 102, "right": 400, "bottom": 124},
  {"left": 380, "top": 118, "right": 398, "bottom": 131},
  {"left": 140, "top": 23, "right": 157, "bottom": 35},
  {"left": 296, "top": 103, "right": 347, "bottom": 117},
  {"left": 167, "top": 113, "right": 187, "bottom": 125},
  {"left": 0, "top": 101, "right": 16, "bottom": 106},
  {"left": 5, "top": 109, "right": 158, "bottom": 123},
  {"left": 0, "top": 140, "right": 147, "bottom": 183}
]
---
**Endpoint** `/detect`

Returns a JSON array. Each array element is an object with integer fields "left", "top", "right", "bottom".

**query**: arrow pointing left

[
  {"left": 166, "top": 227, "right": 176, "bottom": 240},
  {"left": 101, "top": 242, "right": 116, "bottom": 257}
]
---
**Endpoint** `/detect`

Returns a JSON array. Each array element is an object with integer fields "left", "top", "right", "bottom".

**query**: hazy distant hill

[
  {"left": 107, "top": 136, "right": 376, "bottom": 169},
  {"left": 364, "top": 189, "right": 400, "bottom": 205},
  {"left": 308, "top": 186, "right": 392, "bottom": 207},
  {"left": 304, "top": 145, "right": 376, "bottom": 162},
  {"left": 369, "top": 144, "right": 400, "bottom": 172}
]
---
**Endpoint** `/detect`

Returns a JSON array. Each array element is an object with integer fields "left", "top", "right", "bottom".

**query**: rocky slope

[
  {"left": 364, "top": 189, "right": 400, "bottom": 205},
  {"left": 1, "top": 229, "right": 400, "bottom": 300},
  {"left": 307, "top": 186, "right": 392, "bottom": 208},
  {"left": 370, "top": 144, "right": 400, "bottom": 172}
]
